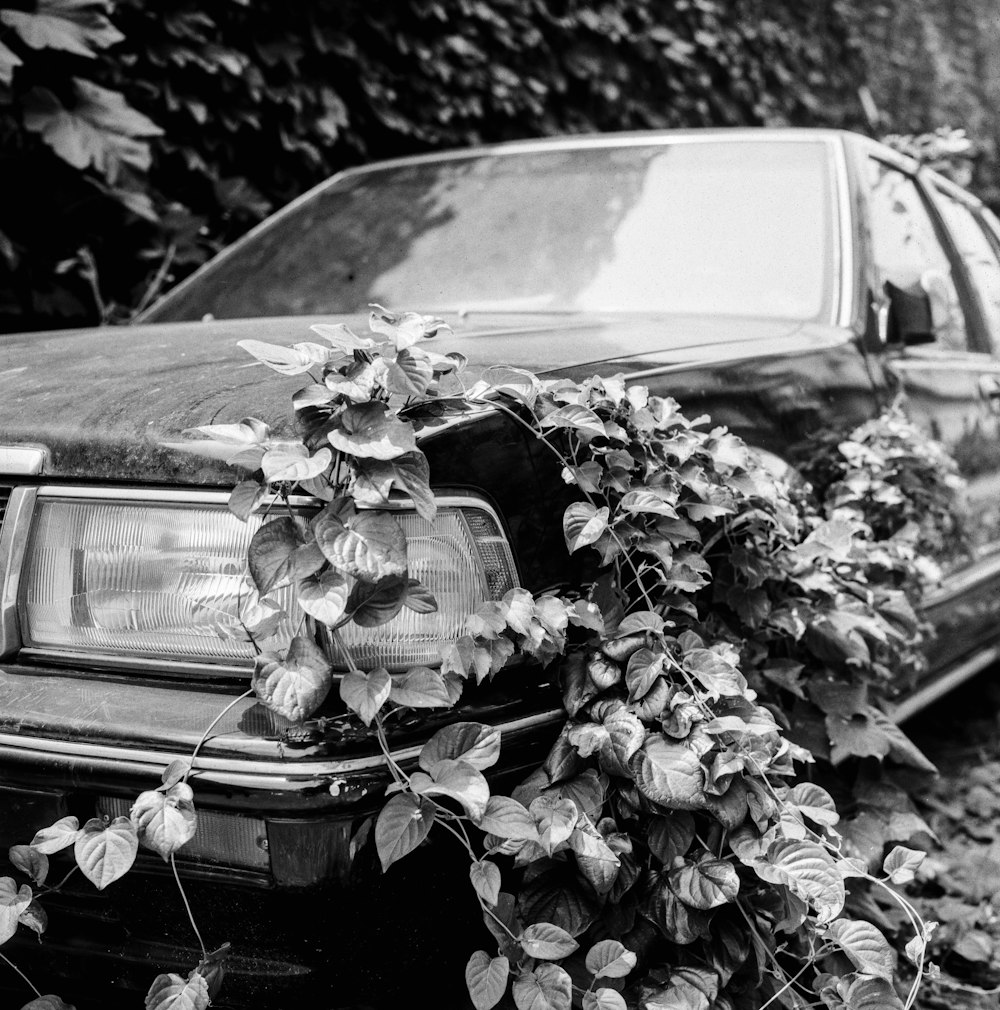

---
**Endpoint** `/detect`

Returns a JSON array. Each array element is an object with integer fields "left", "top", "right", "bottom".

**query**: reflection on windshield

[{"left": 148, "top": 140, "right": 834, "bottom": 323}]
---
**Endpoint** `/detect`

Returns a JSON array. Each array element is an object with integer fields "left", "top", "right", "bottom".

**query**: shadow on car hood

[{"left": 0, "top": 311, "right": 845, "bottom": 482}]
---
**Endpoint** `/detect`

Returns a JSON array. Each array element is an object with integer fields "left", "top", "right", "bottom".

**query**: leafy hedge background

[{"left": 1, "top": 0, "right": 999, "bottom": 332}]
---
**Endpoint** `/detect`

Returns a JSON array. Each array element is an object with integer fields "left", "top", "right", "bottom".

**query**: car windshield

[{"left": 146, "top": 139, "right": 836, "bottom": 323}]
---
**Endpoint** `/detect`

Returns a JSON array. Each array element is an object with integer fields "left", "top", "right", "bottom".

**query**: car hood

[{"left": 0, "top": 311, "right": 847, "bottom": 483}]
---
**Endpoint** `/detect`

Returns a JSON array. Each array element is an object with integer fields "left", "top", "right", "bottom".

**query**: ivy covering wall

[{"left": 1, "top": 0, "right": 998, "bottom": 333}]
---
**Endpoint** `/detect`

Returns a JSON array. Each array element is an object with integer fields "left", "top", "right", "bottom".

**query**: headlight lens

[{"left": 19, "top": 494, "right": 516, "bottom": 673}]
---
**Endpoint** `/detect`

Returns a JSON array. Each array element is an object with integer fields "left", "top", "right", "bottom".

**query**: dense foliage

[
  {"left": 1, "top": 310, "right": 971, "bottom": 1008},
  {"left": 2, "top": 0, "right": 871, "bottom": 332}
]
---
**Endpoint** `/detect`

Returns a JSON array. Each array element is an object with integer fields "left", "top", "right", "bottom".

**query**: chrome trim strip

[
  {"left": 0, "top": 447, "right": 46, "bottom": 475},
  {"left": 0, "top": 708, "right": 566, "bottom": 791},
  {"left": 832, "top": 138, "right": 854, "bottom": 329},
  {"left": 18, "top": 649, "right": 251, "bottom": 677},
  {"left": 891, "top": 645, "right": 1000, "bottom": 723},
  {"left": 0, "top": 488, "right": 36, "bottom": 659},
  {"left": 923, "top": 550, "right": 1000, "bottom": 609}
]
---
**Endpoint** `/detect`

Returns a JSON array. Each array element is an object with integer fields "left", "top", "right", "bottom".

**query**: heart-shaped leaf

[
  {"left": 227, "top": 479, "right": 265, "bottom": 522},
  {"left": 387, "top": 348, "right": 434, "bottom": 395},
  {"left": 73, "top": 817, "right": 138, "bottom": 890},
  {"left": 253, "top": 635, "right": 332, "bottom": 722},
  {"left": 668, "top": 856, "right": 740, "bottom": 909},
  {"left": 389, "top": 667, "right": 452, "bottom": 708},
  {"left": 824, "top": 918, "right": 896, "bottom": 981},
  {"left": 465, "top": 951, "right": 509, "bottom": 1010},
  {"left": 309, "top": 322, "right": 377, "bottom": 352},
  {"left": 470, "top": 859, "right": 502, "bottom": 906},
  {"left": 0, "top": 876, "right": 32, "bottom": 943},
  {"left": 583, "top": 990, "right": 626, "bottom": 1010},
  {"left": 144, "top": 970, "right": 210, "bottom": 1010},
  {"left": 9, "top": 844, "right": 48, "bottom": 887},
  {"left": 882, "top": 845, "right": 925, "bottom": 885},
  {"left": 411, "top": 758, "right": 490, "bottom": 820},
  {"left": 345, "top": 575, "right": 409, "bottom": 627},
  {"left": 563, "top": 503, "right": 609, "bottom": 553},
  {"left": 18, "top": 898, "right": 47, "bottom": 937},
  {"left": 585, "top": 939, "right": 637, "bottom": 979},
  {"left": 339, "top": 668, "right": 391, "bottom": 726},
  {"left": 130, "top": 783, "right": 197, "bottom": 862},
  {"left": 512, "top": 963, "right": 572, "bottom": 1010},
  {"left": 369, "top": 304, "right": 449, "bottom": 349},
  {"left": 30, "top": 815, "right": 80, "bottom": 855},
  {"left": 375, "top": 793, "right": 435, "bottom": 871},
  {"left": 539, "top": 404, "right": 606, "bottom": 438},
  {"left": 478, "top": 797, "right": 539, "bottom": 842},
  {"left": 19, "top": 997, "right": 74, "bottom": 1010},
  {"left": 419, "top": 722, "right": 501, "bottom": 774},
  {"left": 248, "top": 517, "right": 325, "bottom": 595},
  {"left": 529, "top": 795, "right": 578, "bottom": 854},
  {"left": 296, "top": 568, "right": 349, "bottom": 626},
  {"left": 237, "top": 338, "right": 331, "bottom": 375},
  {"left": 521, "top": 922, "right": 579, "bottom": 960},
  {"left": 629, "top": 737, "right": 706, "bottom": 811},
  {"left": 260, "top": 443, "right": 332, "bottom": 484},
  {"left": 315, "top": 508, "right": 407, "bottom": 583},
  {"left": 328, "top": 402, "right": 416, "bottom": 460}
]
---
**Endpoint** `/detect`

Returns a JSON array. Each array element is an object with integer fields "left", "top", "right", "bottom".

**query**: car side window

[
  {"left": 866, "top": 159, "right": 968, "bottom": 351},
  {"left": 928, "top": 183, "right": 1000, "bottom": 353}
]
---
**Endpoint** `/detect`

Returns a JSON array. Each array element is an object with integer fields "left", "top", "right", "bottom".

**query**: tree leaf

[
  {"left": 338, "top": 668, "right": 391, "bottom": 726},
  {"left": 144, "top": 970, "right": 210, "bottom": 1010},
  {"left": 73, "top": 817, "right": 137, "bottom": 890},
  {"left": 465, "top": 951, "right": 509, "bottom": 1010},
  {"left": 563, "top": 503, "right": 609, "bottom": 553},
  {"left": 668, "top": 857, "right": 740, "bottom": 910},
  {"left": 470, "top": 859, "right": 502, "bottom": 905},
  {"left": 824, "top": 918, "right": 895, "bottom": 982},
  {"left": 411, "top": 758, "right": 490, "bottom": 820},
  {"left": 315, "top": 508, "right": 407, "bottom": 582},
  {"left": 0, "top": 876, "right": 32, "bottom": 944},
  {"left": 512, "top": 964, "right": 572, "bottom": 1010},
  {"left": 130, "top": 783, "right": 197, "bottom": 862},
  {"left": 374, "top": 793, "right": 435, "bottom": 871},
  {"left": 29, "top": 815, "right": 80, "bottom": 855},
  {"left": 253, "top": 635, "right": 332, "bottom": 723},
  {"left": 419, "top": 722, "right": 501, "bottom": 774},
  {"left": 882, "top": 845, "right": 925, "bottom": 885},
  {"left": 478, "top": 796, "right": 539, "bottom": 842},
  {"left": 248, "top": 517, "right": 325, "bottom": 595},
  {"left": 328, "top": 401, "right": 416, "bottom": 460},
  {"left": 629, "top": 737, "right": 706, "bottom": 811},
  {"left": 388, "top": 667, "right": 452, "bottom": 708},
  {"left": 585, "top": 939, "right": 637, "bottom": 979},
  {"left": 296, "top": 568, "right": 349, "bottom": 626},
  {"left": 9, "top": 845, "right": 48, "bottom": 886}
]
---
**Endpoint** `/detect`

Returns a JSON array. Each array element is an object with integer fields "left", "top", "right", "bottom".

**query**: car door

[{"left": 862, "top": 153, "right": 1000, "bottom": 676}]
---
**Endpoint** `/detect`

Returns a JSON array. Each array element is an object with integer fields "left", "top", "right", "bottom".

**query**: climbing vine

[{"left": 1, "top": 308, "right": 970, "bottom": 1009}]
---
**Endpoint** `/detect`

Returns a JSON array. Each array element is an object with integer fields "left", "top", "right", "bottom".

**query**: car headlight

[{"left": 14, "top": 489, "right": 517, "bottom": 675}]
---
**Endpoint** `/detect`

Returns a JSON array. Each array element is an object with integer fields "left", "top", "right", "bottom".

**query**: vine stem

[
  {"left": 171, "top": 853, "right": 207, "bottom": 961},
  {"left": 0, "top": 951, "right": 41, "bottom": 998},
  {"left": 183, "top": 688, "right": 254, "bottom": 786}
]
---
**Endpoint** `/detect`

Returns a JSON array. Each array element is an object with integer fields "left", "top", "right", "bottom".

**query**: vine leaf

[
  {"left": 824, "top": 918, "right": 896, "bottom": 982},
  {"left": 478, "top": 796, "right": 540, "bottom": 842},
  {"left": 0, "top": 876, "right": 32, "bottom": 944},
  {"left": 352, "top": 451, "right": 436, "bottom": 522},
  {"left": 237, "top": 338, "right": 331, "bottom": 375},
  {"left": 647, "top": 813, "right": 696, "bottom": 866},
  {"left": 668, "top": 857, "right": 740, "bottom": 910},
  {"left": 646, "top": 967, "right": 719, "bottom": 1010},
  {"left": 882, "top": 845, "right": 925, "bottom": 885},
  {"left": 315, "top": 508, "right": 407, "bottom": 582},
  {"left": 388, "top": 667, "right": 452, "bottom": 708},
  {"left": 345, "top": 574, "right": 409, "bottom": 627},
  {"left": 253, "top": 635, "right": 332, "bottom": 723},
  {"left": 520, "top": 922, "right": 579, "bottom": 960},
  {"left": 309, "top": 322, "right": 377, "bottom": 352},
  {"left": 465, "top": 951, "right": 509, "bottom": 1010},
  {"left": 585, "top": 939, "right": 637, "bottom": 979},
  {"left": 512, "top": 963, "right": 572, "bottom": 1010},
  {"left": 18, "top": 898, "right": 48, "bottom": 937},
  {"left": 419, "top": 722, "right": 501, "bottom": 774},
  {"left": 629, "top": 737, "right": 706, "bottom": 811},
  {"left": 582, "top": 991, "right": 626, "bottom": 1010},
  {"left": 528, "top": 795, "right": 578, "bottom": 854},
  {"left": 786, "top": 783, "right": 839, "bottom": 827},
  {"left": 19, "top": 997, "right": 74, "bottom": 1010},
  {"left": 763, "top": 839, "right": 845, "bottom": 924},
  {"left": 73, "top": 817, "right": 138, "bottom": 890},
  {"left": 1, "top": 1, "right": 123, "bottom": 58},
  {"left": 247, "top": 517, "right": 325, "bottom": 595},
  {"left": 328, "top": 402, "right": 416, "bottom": 460},
  {"left": 387, "top": 348, "right": 434, "bottom": 395},
  {"left": 29, "top": 815, "right": 80, "bottom": 854},
  {"left": 228, "top": 479, "right": 265, "bottom": 521},
  {"left": 369, "top": 304, "right": 449, "bottom": 350},
  {"left": 144, "top": 970, "right": 210, "bottom": 1010},
  {"left": 410, "top": 758, "right": 490, "bottom": 821},
  {"left": 9, "top": 845, "right": 48, "bottom": 886},
  {"left": 130, "top": 783, "right": 197, "bottom": 862},
  {"left": 841, "top": 976, "right": 904, "bottom": 1010},
  {"left": 260, "top": 443, "right": 331, "bottom": 483},
  {"left": 296, "top": 568, "right": 349, "bottom": 626},
  {"left": 539, "top": 404, "right": 607, "bottom": 438},
  {"left": 339, "top": 668, "right": 391, "bottom": 726},
  {"left": 375, "top": 793, "right": 435, "bottom": 872},
  {"left": 563, "top": 503, "right": 609, "bottom": 554},
  {"left": 469, "top": 859, "right": 502, "bottom": 906}
]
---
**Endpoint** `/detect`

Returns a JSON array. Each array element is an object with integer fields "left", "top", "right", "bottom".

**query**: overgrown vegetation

[{"left": 1, "top": 310, "right": 971, "bottom": 1008}]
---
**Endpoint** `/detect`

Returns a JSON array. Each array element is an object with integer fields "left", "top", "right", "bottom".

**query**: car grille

[{"left": 0, "top": 487, "right": 11, "bottom": 530}]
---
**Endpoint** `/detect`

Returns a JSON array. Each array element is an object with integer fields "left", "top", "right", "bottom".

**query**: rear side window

[
  {"left": 929, "top": 184, "right": 1000, "bottom": 352},
  {"left": 866, "top": 159, "right": 967, "bottom": 351}
]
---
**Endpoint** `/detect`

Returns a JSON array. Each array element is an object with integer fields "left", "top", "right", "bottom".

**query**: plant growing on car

[{"left": 1, "top": 307, "right": 968, "bottom": 1009}]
